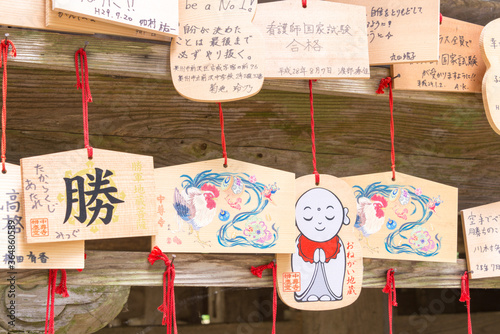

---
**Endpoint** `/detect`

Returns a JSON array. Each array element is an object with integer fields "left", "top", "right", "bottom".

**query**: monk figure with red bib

[{"left": 292, "top": 188, "right": 350, "bottom": 302}]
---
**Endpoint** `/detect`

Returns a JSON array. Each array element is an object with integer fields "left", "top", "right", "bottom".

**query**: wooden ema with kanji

[
  {"left": 332, "top": 0, "right": 440, "bottom": 65},
  {"left": 480, "top": 18, "right": 500, "bottom": 135},
  {"left": 393, "top": 17, "right": 485, "bottom": 93},
  {"left": 0, "top": 163, "right": 84, "bottom": 269},
  {"left": 0, "top": 1, "right": 169, "bottom": 42},
  {"left": 20, "top": 148, "right": 157, "bottom": 243},
  {"left": 461, "top": 201, "right": 500, "bottom": 279},
  {"left": 276, "top": 174, "right": 362, "bottom": 311},
  {"left": 342, "top": 171, "right": 458, "bottom": 263},
  {"left": 153, "top": 158, "right": 295, "bottom": 253},
  {"left": 170, "top": 0, "right": 264, "bottom": 102},
  {"left": 252, "top": 0, "right": 370, "bottom": 79},
  {"left": 52, "top": 0, "right": 178, "bottom": 37}
]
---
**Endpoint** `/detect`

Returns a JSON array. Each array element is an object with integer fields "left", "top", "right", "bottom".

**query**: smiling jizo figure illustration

[
  {"left": 277, "top": 174, "right": 362, "bottom": 311},
  {"left": 293, "top": 188, "right": 350, "bottom": 302}
]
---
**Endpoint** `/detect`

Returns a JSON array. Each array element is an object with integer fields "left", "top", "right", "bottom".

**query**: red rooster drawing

[
  {"left": 173, "top": 183, "right": 220, "bottom": 247},
  {"left": 355, "top": 194, "right": 388, "bottom": 251}
]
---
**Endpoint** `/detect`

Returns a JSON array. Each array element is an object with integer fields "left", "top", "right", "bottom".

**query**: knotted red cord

[
  {"left": 309, "top": 80, "right": 320, "bottom": 185},
  {"left": 302, "top": 0, "right": 307, "bottom": 8},
  {"left": 251, "top": 261, "right": 277, "bottom": 334},
  {"left": 149, "top": 246, "right": 177, "bottom": 334},
  {"left": 377, "top": 77, "right": 396, "bottom": 181},
  {"left": 74, "top": 48, "right": 93, "bottom": 159},
  {"left": 0, "top": 38, "right": 16, "bottom": 173},
  {"left": 45, "top": 269, "right": 69, "bottom": 334},
  {"left": 459, "top": 271, "right": 472, "bottom": 334},
  {"left": 382, "top": 268, "right": 398, "bottom": 334},
  {"left": 218, "top": 103, "right": 228, "bottom": 167}
]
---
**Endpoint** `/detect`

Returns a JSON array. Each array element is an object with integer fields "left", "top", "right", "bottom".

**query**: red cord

[
  {"left": 382, "top": 268, "right": 397, "bottom": 334},
  {"left": 74, "top": 48, "right": 93, "bottom": 159},
  {"left": 309, "top": 80, "right": 320, "bottom": 185},
  {"left": 0, "top": 39, "right": 16, "bottom": 173},
  {"left": 377, "top": 77, "right": 396, "bottom": 180},
  {"left": 251, "top": 261, "right": 277, "bottom": 334},
  {"left": 45, "top": 269, "right": 69, "bottom": 334},
  {"left": 149, "top": 246, "right": 177, "bottom": 334},
  {"left": 218, "top": 103, "right": 228, "bottom": 167},
  {"left": 440, "top": 13, "right": 443, "bottom": 24},
  {"left": 459, "top": 271, "right": 472, "bottom": 334},
  {"left": 302, "top": 0, "right": 307, "bottom": 8}
]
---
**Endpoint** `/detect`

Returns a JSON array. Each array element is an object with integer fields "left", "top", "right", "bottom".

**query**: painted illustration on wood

[
  {"left": 0, "top": 163, "right": 84, "bottom": 269},
  {"left": 480, "top": 18, "right": 500, "bottom": 135},
  {"left": 461, "top": 201, "right": 500, "bottom": 279},
  {"left": 277, "top": 174, "right": 362, "bottom": 311},
  {"left": 253, "top": 0, "right": 370, "bottom": 79},
  {"left": 21, "top": 148, "right": 157, "bottom": 243},
  {"left": 342, "top": 172, "right": 458, "bottom": 262},
  {"left": 153, "top": 158, "right": 295, "bottom": 253}
]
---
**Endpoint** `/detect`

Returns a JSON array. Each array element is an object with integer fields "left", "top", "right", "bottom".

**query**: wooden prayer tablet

[
  {"left": 0, "top": 0, "right": 169, "bottom": 41},
  {"left": 332, "top": 0, "right": 440, "bottom": 65},
  {"left": 170, "top": 0, "right": 265, "bottom": 102},
  {"left": 0, "top": 163, "right": 84, "bottom": 269},
  {"left": 480, "top": 18, "right": 500, "bottom": 135},
  {"left": 253, "top": 0, "right": 370, "bottom": 79},
  {"left": 20, "top": 148, "right": 157, "bottom": 243},
  {"left": 277, "top": 174, "right": 362, "bottom": 311},
  {"left": 45, "top": 0, "right": 169, "bottom": 41},
  {"left": 152, "top": 158, "right": 295, "bottom": 253},
  {"left": 342, "top": 171, "right": 458, "bottom": 263},
  {"left": 393, "top": 17, "right": 485, "bottom": 93},
  {"left": 461, "top": 202, "right": 500, "bottom": 279},
  {"left": 52, "top": 0, "right": 178, "bottom": 37}
]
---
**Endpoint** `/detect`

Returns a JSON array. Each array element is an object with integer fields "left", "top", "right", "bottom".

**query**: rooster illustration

[
  {"left": 355, "top": 194, "right": 388, "bottom": 252},
  {"left": 173, "top": 183, "right": 220, "bottom": 247}
]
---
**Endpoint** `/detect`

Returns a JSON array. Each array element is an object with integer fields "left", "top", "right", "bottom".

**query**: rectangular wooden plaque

[
  {"left": 461, "top": 201, "right": 500, "bottom": 279},
  {"left": 0, "top": 163, "right": 84, "bottom": 269},
  {"left": 153, "top": 158, "right": 296, "bottom": 253},
  {"left": 332, "top": 0, "right": 440, "bottom": 65},
  {"left": 393, "top": 17, "right": 485, "bottom": 92},
  {"left": 21, "top": 148, "right": 157, "bottom": 243},
  {"left": 52, "top": 0, "right": 179, "bottom": 37}
]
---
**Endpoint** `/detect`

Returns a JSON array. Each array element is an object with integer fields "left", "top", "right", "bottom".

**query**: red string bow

[
  {"left": 376, "top": 76, "right": 396, "bottom": 180},
  {"left": 74, "top": 48, "right": 93, "bottom": 159},
  {"left": 45, "top": 269, "right": 69, "bottom": 334},
  {"left": 0, "top": 39, "right": 16, "bottom": 173},
  {"left": 251, "top": 261, "right": 277, "bottom": 334},
  {"left": 149, "top": 246, "right": 177, "bottom": 334},
  {"left": 382, "top": 268, "right": 397, "bottom": 334},
  {"left": 460, "top": 271, "right": 472, "bottom": 334}
]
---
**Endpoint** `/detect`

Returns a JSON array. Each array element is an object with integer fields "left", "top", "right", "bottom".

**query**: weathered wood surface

[
  {"left": 0, "top": 27, "right": 484, "bottom": 107},
  {"left": 0, "top": 251, "right": 496, "bottom": 288},
  {"left": 0, "top": 284, "right": 129, "bottom": 333}
]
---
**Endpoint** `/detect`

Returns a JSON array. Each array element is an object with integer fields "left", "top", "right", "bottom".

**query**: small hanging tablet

[
  {"left": 170, "top": 0, "right": 265, "bottom": 102},
  {"left": 342, "top": 171, "right": 458, "bottom": 263},
  {"left": 253, "top": 0, "right": 369, "bottom": 79},
  {"left": 0, "top": 163, "right": 84, "bottom": 268},
  {"left": 393, "top": 17, "right": 486, "bottom": 92},
  {"left": 332, "top": 0, "right": 440, "bottom": 65},
  {"left": 153, "top": 158, "right": 296, "bottom": 253},
  {"left": 480, "top": 18, "right": 500, "bottom": 134},
  {"left": 276, "top": 174, "right": 362, "bottom": 311},
  {"left": 20, "top": 148, "right": 157, "bottom": 243}
]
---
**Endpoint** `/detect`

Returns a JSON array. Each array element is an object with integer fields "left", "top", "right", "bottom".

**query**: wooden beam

[
  {"left": 0, "top": 27, "right": 484, "bottom": 107},
  {"left": 0, "top": 251, "right": 498, "bottom": 288}
]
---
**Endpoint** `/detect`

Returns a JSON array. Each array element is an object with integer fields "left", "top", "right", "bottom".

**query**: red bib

[{"left": 297, "top": 234, "right": 341, "bottom": 263}]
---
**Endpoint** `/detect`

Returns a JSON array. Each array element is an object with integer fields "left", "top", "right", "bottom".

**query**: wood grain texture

[
  {"left": 333, "top": 0, "right": 440, "bottom": 65},
  {"left": 0, "top": 250, "right": 494, "bottom": 288},
  {"left": 253, "top": 0, "right": 370, "bottom": 78},
  {"left": 0, "top": 284, "right": 130, "bottom": 333}
]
